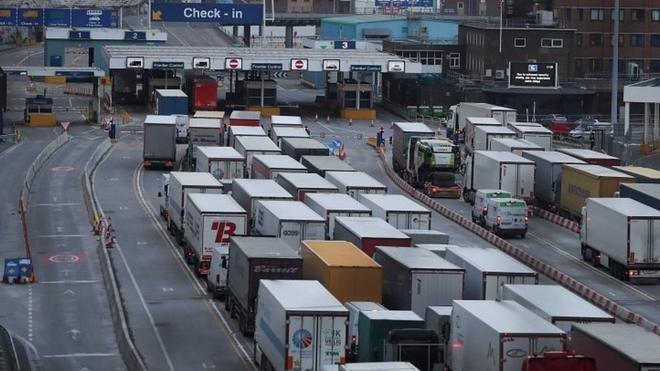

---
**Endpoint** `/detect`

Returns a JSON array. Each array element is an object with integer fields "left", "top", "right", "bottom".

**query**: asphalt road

[
  {"left": 95, "top": 133, "right": 253, "bottom": 371},
  {"left": 0, "top": 45, "right": 44, "bottom": 67}
]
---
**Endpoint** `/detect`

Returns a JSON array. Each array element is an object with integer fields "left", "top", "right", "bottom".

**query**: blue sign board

[
  {"left": 151, "top": 3, "right": 263, "bottom": 25},
  {"left": 3, "top": 258, "right": 19, "bottom": 281},
  {"left": 72, "top": 8, "right": 116, "bottom": 28},
  {"left": 0, "top": 8, "right": 16, "bottom": 26},
  {"left": 18, "top": 258, "right": 33, "bottom": 278},
  {"left": 334, "top": 40, "right": 356, "bottom": 49},
  {"left": 69, "top": 30, "right": 91, "bottom": 40},
  {"left": 374, "top": 0, "right": 433, "bottom": 8},
  {"left": 17, "top": 8, "right": 42, "bottom": 26},
  {"left": 124, "top": 31, "right": 146, "bottom": 41},
  {"left": 45, "top": 8, "right": 70, "bottom": 27},
  {"left": 55, "top": 70, "right": 94, "bottom": 77}
]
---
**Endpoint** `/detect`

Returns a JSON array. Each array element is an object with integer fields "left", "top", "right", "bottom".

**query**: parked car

[
  {"left": 540, "top": 114, "right": 568, "bottom": 127},
  {"left": 569, "top": 121, "right": 612, "bottom": 139}
]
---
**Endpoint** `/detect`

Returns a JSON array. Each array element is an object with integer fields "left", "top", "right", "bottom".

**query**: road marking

[
  {"left": 135, "top": 164, "right": 257, "bottom": 370},
  {"left": 34, "top": 203, "right": 81, "bottom": 207},
  {"left": 0, "top": 141, "right": 23, "bottom": 160},
  {"left": 527, "top": 231, "right": 656, "bottom": 301},
  {"left": 162, "top": 287, "right": 174, "bottom": 293},
  {"left": 42, "top": 353, "right": 117, "bottom": 359},
  {"left": 17, "top": 50, "right": 44, "bottom": 66},
  {"left": 48, "top": 254, "right": 81, "bottom": 263},
  {"left": 62, "top": 289, "right": 76, "bottom": 296},
  {"left": 67, "top": 328, "right": 81, "bottom": 340},
  {"left": 40, "top": 280, "right": 97, "bottom": 284},
  {"left": 39, "top": 234, "right": 87, "bottom": 238},
  {"left": 97, "top": 145, "right": 177, "bottom": 371},
  {"left": 27, "top": 286, "right": 33, "bottom": 342}
]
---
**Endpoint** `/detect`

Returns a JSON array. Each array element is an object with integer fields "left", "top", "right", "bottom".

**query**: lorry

[
  {"left": 233, "top": 136, "right": 281, "bottom": 177},
  {"left": 302, "top": 155, "right": 355, "bottom": 177},
  {"left": 569, "top": 323, "right": 660, "bottom": 371},
  {"left": 188, "top": 118, "right": 222, "bottom": 149},
  {"left": 254, "top": 280, "right": 349, "bottom": 371},
  {"left": 520, "top": 150, "right": 585, "bottom": 210},
  {"left": 254, "top": 200, "right": 326, "bottom": 251},
  {"left": 270, "top": 115, "right": 303, "bottom": 130},
  {"left": 559, "top": 164, "right": 637, "bottom": 219},
  {"left": 508, "top": 124, "right": 553, "bottom": 150},
  {"left": 618, "top": 183, "right": 660, "bottom": 209},
  {"left": 470, "top": 125, "right": 517, "bottom": 152},
  {"left": 498, "top": 284, "right": 614, "bottom": 332},
  {"left": 613, "top": 166, "right": 660, "bottom": 184},
  {"left": 271, "top": 126, "right": 310, "bottom": 146},
  {"left": 444, "top": 246, "right": 538, "bottom": 299},
  {"left": 166, "top": 172, "right": 224, "bottom": 244},
  {"left": 325, "top": 171, "right": 388, "bottom": 200},
  {"left": 333, "top": 217, "right": 412, "bottom": 257},
  {"left": 186, "top": 76, "right": 217, "bottom": 112},
  {"left": 230, "top": 179, "right": 293, "bottom": 229},
  {"left": 462, "top": 151, "right": 536, "bottom": 204},
  {"left": 359, "top": 194, "right": 432, "bottom": 230},
  {"left": 344, "top": 302, "right": 387, "bottom": 362},
  {"left": 229, "top": 110, "right": 261, "bottom": 126},
  {"left": 374, "top": 246, "right": 464, "bottom": 316},
  {"left": 480, "top": 197, "right": 529, "bottom": 237},
  {"left": 580, "top": 197, "right": 660, "bottom": 281},
  {"left": 183, "top": 193, "right": 247, "bottom": 276},
  {"left": 281, "top": 137, "right": 330, "bottom": 161},
  {"left": 154, "top": 89, "right": 188, "bottom": 115},
  {"left": 556, "top": 148, "right": 621, "bottom": 167},
  {"left": 447, "top": 103, "right": 517, "bottom": 138},
  {"left": 392, "top": 122, "right": 461, "bottom": 198},
  {"left": 174, "top": 114, "right": 189, "bottom": 143},
  {"left": 449, "top": 300, "right": 566, "bottom": 371},
  {"left": 301, "top": 240, "right": 383, "bottom": 303},
  {"left": 464, "top": 117, "right": 503, "bottom": 152},
  {"left": 195, "top": 146, "right": 245, "bottom": 181},
  {"left": 399, "top": 230, "right": 449, "bottom": 245},
  {"left": 489, "top": 138, "right": 544, "bottom": 155},
  {"left": 520, "top": 352, "right": 597, "bottom": 371},
  {"left": 227, "top": 125, "right": 266, "bottom": 148},
  {"left": 358, "top": 310, "right": 424, "bottom": 363},
  {"left": 303, "top": 193, "right": 372, "bottom": 239},
  {"left": 251, "top": 154, "right": 308, "bottom": 180},
  {"left": 275, "top": 172, "right": 338, "bottom": 201},
  {"left": 323, "top": 362, "right": 420, "bottom": 371},
  {"left": 424, "top": 306, "right": 452, "bottom": 369},
  {"left": 143, "top": 115, "right": 177, "bottom": 170},
  {"left": 225, "top": 237, "right": 303, "bottom": 335}
]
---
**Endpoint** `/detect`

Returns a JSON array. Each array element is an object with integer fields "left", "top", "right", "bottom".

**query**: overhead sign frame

[{"left": 508, "top": 61, "right": 559, "bottom": 89}]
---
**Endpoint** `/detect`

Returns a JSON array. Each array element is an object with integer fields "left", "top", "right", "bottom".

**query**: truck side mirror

[
  {"left": 221, "top": 256, "right": 227, "bottom": 269},
  {"left": 157, "top": 192, "right": 162, "bottom": 198}
]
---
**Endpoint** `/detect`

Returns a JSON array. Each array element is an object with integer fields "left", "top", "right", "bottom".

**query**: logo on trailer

[
  {"left": 211, "top": 221, "right": 236, "bottom": 244},
  {"left": 292, "top": 329, "right": 313, "bottom": 349},
  {"left": 225, "top": 58, "right": 242, "bottom": 70},
  {"left": 290, "top": 58, "right": 308, "bottom": 71}
]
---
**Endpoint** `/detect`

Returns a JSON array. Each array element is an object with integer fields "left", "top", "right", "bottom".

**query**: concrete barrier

[
  {"left": 80, "top": 140, "right": 148, "bottom": 371},
  {"left": 377, "top": 151, "right": 660, "bottom": 336},
  {"left": 530, "top": 206, "right": 581, "bottom": 233}
]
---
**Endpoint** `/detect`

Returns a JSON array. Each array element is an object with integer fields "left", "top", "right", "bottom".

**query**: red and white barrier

[
  {"left": 530, "top": 206, "right": 581, "bottom": 233},
  {"left": 377, "top": 152, "right": 660, "bottom": 336}
]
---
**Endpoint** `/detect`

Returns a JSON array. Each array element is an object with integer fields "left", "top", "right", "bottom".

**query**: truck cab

[
  {"left": 471, "top": 189, "right": 512, "bottom": 225},
  {"left": 483, "top": 197, "right": 528, "bottom": 238},
  {"left": 206, "top": 245, "right": 229, "bottom": 299},
  {"left": 158, "top": 173, "right": 170, "bottom": 221}
]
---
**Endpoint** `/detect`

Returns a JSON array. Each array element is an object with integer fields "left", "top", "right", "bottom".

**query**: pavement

[{"left": 95, "top": 133, "right": 253, "bottom": 371}]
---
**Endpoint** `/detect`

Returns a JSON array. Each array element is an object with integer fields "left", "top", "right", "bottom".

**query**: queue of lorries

[{"left": 141, "top": 108, "right": 660, "bottom": 371}]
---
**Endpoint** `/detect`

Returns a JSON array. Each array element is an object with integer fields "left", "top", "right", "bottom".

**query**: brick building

[{"left": 555, "top": 0, "right": 660, "bottom": 77}]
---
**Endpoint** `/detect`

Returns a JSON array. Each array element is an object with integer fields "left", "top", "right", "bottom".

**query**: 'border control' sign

[
  {"left": 508, "top": 62, "right": 558, "bottom": 88},
  {"left": 151, "top": 3, "right": 263, "bottom": 25}
]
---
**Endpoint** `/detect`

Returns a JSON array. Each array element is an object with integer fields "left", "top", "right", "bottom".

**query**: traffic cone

[
  {"left": 315, "top": 113, "right": 319, "bottom": 122},
  {"left": 348, "top": 118, "right": 353, "bottom": 126},
  {"left": 326, "top": 115, "right": 330, "bottom": 124},
  {"left": 370, "top": 119, "right": 374, "bottom": 127}
]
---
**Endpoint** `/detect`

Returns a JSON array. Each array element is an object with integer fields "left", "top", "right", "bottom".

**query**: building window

[
  {"left": 611, "top": 9, "right": 624, "bottom": 21},
  {"left": 564, "top": 8, "right": 571, "bottom": 21},
  {"left": 651, "top": 60, "right": 660, "bottom": 72},
  {"left": 653, "top": 9, "right": 660, "bottom": 21},
  {"left": 449, "top": 53, "right": 460, "bottom": 69},
  {"left": 541, "top": 38, "right": 563, "bottom": 48},
  {"left": 576, "top": 33, "right": 583, "bottom": 47},
  {"left": 652, "top": 35, "right": 660, "bottom": 47},
  {"left": 514, "top": 38, "right": 526, "bottom": 47},
  {"left": 589, "top": 33, "right": 604, "bottom": 47},
  {"left": 630, "top": 34, "right": 644, "bottom": 47},
  {"left": 590, "top": 9, "right": 604, "bottom": 21},
  {"left": 577, "top": 8, "right": 584, "bottom": 21},
  {"left": 589, "top": 59, "right": 602, "bottom": 73},
  {"left": 631, "top": 9, "right": 645, "bottom": 21},
  {"left": 576, "top": 59, "right": 584, "bottom": 71}
]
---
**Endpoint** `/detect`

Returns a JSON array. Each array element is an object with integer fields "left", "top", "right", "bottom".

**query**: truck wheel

[
  {"left": 462, "top": 188, "right": 470, "bottom": 202},
  {"left": 224, "top": 295, "right": 231, "bottom": 312},
  {"left": 580, "top": 245, "right": 589, "bottom": 261},
  {"left": 230, "top": 302, "right": 238, "bottom": 319}
]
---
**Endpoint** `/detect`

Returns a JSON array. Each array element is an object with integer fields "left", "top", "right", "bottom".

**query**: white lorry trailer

[
  {"left": 470, "top": 125, "right": 517, "bottom": 152},
  {"left": 499, "top": 284, "right": 614, "bottom": 332},
  {"left": 230, "top": 179, "right": 293, "bottom": 229},
  {"left": 325, "top": 171, "right": 387, "bottom": 200},
  {"left": 303, "top": 193, "right": 372, "bottom": 239},
  {"left": 508, "top": 124, "right": 553, "bottom": 150},
  {"left": 449, "top": 300, "right": 566, "bottom": 371},
  {"left": 251, "top": 154, "right": 308, "bottom": 179},
  {"left": 143, "top": 115, "right": 177, "bottom": 170},
  {"left": 447, "top": 103, "right": 516, "bottom": 137},
  {"left": 166, "top": 172, "right": 223, "bottom": 244},
  {"left": 464, "top": 117, "right": 502, "bottom": 152},
  {"left": 521, "top": 150, "right": 585, "bottom": 209},
  {"left": 183, "top": 193, "right": 247, "bottom": 278},
  {"left": 463, "top": 151, "right": 536, "bottom": 204},
  {"left": 373, "top": 246, "right": 464, "bottom": 316},
  {"left": 275, "top": 172, "right": 338, "bottom": 201},
  {"left": 444, "top": 246, "right": 538, "bottom": 299},
  {"left": 254, "top": 200, "right": 326, "bottom": 251},
  {"left": 359, "top": 194, "right": 431, "bottom": 230},
  {"left": 254, "top": 280, "right": 349, "bottom": 371},
  {"left": 233, "top": 136, "right": 281, "bottom": 177},
  {"left": 195, "top": 146, "right": 245, "bottom": 181},
  {"left": 227, "top": 125, "right": 266, "bottom": 148},
  {"left": 490, "top": 138, "right": 544, "bottom": 155},
  {"left": 580, "top": 197, "right": 660, "bottom": 282},
  {"left": 271, "top": 126, "right": 310, "bottom": 146}
]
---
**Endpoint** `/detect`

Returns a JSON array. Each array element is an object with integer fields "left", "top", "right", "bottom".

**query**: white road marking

[
  {"left": 67, "top": 328, "right": 81, "bottom": 340},
  {"left": 33, "top": 203, "right": 81, "bottom": 207},
  {"left": 27, "top": 286, "right": 33, "bottom": 342},
  {"left": 0, "top": 141, "right": 23, "bottom": 160},
  {"left": 42, "top": 353, "right": 117, "bottom": 359},
  {"left": 62, "top": 289, "right": 76, "bottom": 296},
  {"left": 40, "top": 280, "right": 98, "bottom": 284},
  {"left": 17, "top": 50, "right": 44, "bottom": 66},
  {"left": 38, "top": 234, "right": 87, "bottom": 238},
  {"left": 162, "top": 287, "right": 174, "bottom": 292}
]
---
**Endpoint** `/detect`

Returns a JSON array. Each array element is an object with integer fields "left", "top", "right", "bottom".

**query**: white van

[
  {"left": 483, "top": 198, "right": 529, "bottom": 238},
  {"left": 471, "top": 189, "right": 512, "bottom": 224}
]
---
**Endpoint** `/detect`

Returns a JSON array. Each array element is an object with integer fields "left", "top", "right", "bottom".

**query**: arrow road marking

[
  {"left": 62, "top": 289, "right": 76, "bottom": 296},
  {"left": 67, "top": 329, "right": 81, "bottom": 341}
]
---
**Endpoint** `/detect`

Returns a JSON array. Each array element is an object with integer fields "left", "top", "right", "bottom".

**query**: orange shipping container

[{"left": 301, "top": 240, "right": 383, "bottom": 303}]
